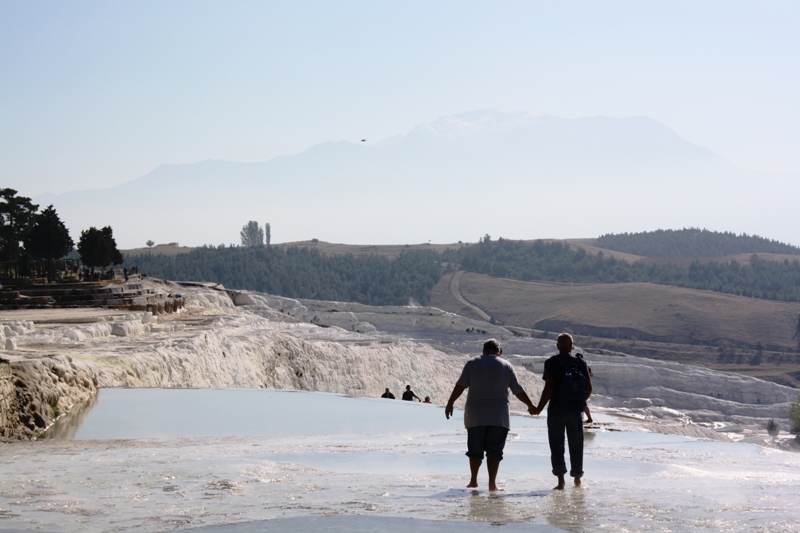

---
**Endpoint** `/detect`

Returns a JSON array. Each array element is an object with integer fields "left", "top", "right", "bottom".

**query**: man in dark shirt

[
  {"left": 402, "top": 385, "right": 421, "bottom": 401},
  {"left": 381, "top": 388, "right": 395, "bottom": 399},
  {"left": 532, "top": 333, "right": 592, "bottom": 489}
]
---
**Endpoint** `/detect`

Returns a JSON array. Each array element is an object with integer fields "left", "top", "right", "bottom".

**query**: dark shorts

[{"left": 466, "top": 426, "right": 509, "bottom": 461}]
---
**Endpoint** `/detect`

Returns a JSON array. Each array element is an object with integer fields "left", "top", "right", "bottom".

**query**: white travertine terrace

[{"left": 1, "top": 277, "right": 796, "bottom": 443}]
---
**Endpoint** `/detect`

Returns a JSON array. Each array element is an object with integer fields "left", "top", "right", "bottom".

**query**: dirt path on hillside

[{"left": 449, "top": 270, "right": 492, "bottom": 322}]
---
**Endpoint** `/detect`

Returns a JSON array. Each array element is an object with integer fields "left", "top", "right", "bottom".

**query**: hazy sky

[{"left": 2, "top": 0, "right": 799, "bottom": 198}]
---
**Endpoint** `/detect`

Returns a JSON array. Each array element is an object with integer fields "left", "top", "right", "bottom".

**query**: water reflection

[
  {"left": 56, "top": 388, "right": 453, "bottom": 440},
  {"left": 466, "top": 492, "right": 514, "bottom": 524},
  {"left": 40, "top": 392, "right": 98, "bottom": 440},
  {"left": 544, "top": 488, "right": 596, "bottom": 532}
]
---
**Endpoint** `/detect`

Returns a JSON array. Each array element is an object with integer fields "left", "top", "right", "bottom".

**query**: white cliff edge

[{"left": 1, "top": 277, "right": 796, "bottom": 446}]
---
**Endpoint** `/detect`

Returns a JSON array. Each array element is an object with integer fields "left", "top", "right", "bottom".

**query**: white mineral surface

[
  {"left": 1, "top": 277, "right": 799, "bottom": 532},
  {"left": 1, "top": 277, "right": 797, "bottom": 441}
]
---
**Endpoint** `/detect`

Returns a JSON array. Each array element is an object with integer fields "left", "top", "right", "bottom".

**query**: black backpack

[{"left": 553, "top": 356, "right": 587, "bottom": 413}]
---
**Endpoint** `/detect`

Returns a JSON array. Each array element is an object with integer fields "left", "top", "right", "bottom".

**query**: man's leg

[
  {"left": 483, "top": 426, "right": 509, "bottom": 492},
  {"left": 486, "top": 456, "right": 502, "bottom": 492},
  {"left": 566, "top": 411, "right": 585, "bottom": 486},
  {"left": 466, "top": 427, "right": 486, "bottom": 488},
  {"left": 547, "top": 412, "right": 568, "bottom": 490},
  {"left": 468, "top": 457, "right": 482, "bottom": 488}
]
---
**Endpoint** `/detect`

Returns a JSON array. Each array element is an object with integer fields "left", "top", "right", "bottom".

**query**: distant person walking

[
  {"left": 402, "top": 385, "right": 421, "bottom": 402},
  {"left": 532, "top": 333, "right": 592, "bottom": 490},
  {"left": 381, "top": 388, "right": 395, "bottom": 399},
  {"left": 445, "top": 339, "right": 536, "bottom": 491}
]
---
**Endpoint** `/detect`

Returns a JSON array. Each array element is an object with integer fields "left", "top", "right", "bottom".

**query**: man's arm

[
  {"left": 514, "top": 391, "right": 536, "bottom": 415},
  {"left": 532, "top": 377, "right": 555, "bottom": 415},
  {"left": 445, "top": 385, "right": 466, "bottom": 419},
  {"left": 585, "top": 375, "right": 592, "bottom": 402}
]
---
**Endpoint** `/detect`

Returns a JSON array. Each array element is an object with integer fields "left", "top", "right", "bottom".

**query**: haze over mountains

[{"left": 35, "top": 110, "right": 800, "bottom": 249}]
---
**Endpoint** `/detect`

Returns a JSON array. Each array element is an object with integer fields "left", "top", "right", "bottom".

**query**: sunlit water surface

[{"left": 1, "top": 388, "right": 799, "bottom": 532}]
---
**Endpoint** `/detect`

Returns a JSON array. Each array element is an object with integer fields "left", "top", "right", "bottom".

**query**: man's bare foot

[
  {"left": 553, "top": 473, "right": 566, "bottom": 490},
  {"left": 573, "top": 477, "right": 581, "bottom": 487},
  {"left": 466, "top": 480, "right": 479, "bottom": 488},
  {"left": 488, "top": 485, "right": 504, "bottom": 492}
]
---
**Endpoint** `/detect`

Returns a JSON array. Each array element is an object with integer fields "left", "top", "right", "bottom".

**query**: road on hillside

[{"left": 448, "top": 270, "right": 492, "bottom": 322}]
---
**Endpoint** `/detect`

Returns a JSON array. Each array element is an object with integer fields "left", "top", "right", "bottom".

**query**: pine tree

[
  {"left": 24, "top": 205, "right": 74, "bottom": 280},
  {"left": 0, "top": 188, "right": 39, "bottom": 267}
]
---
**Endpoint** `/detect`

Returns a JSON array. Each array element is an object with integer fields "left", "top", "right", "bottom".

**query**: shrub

[
  {"left": 789, "top": 396, "right": 800, "bottom": 436},
  {"left": 767, "top": 419, "right": 779, "bottom": 437}
]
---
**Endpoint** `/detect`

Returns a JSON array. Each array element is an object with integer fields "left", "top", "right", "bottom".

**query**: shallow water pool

[{"left": 1, "top": 388, "right": 798, "bottom": 532}]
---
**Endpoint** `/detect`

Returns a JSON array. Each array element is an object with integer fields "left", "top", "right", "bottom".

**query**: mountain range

[{"left": 35, "top": 109, "right": 800, "bottom": 249}]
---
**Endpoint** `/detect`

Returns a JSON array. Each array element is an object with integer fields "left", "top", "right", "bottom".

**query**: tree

[
  {"left": 146, "top": 240, "right": 155, "bottom": 248},
  {"left": 750, "top": 342, "right": 764, "bottom": 366},
  {"left": 794, "top": 313, "right": 800, "bottom": 351},
  {"left": 24, "top": 205, "right": 74, "bottom": 280},
  {"left": 265, "top": 222, "right": 271, "bottom": 247},
  {"left": 240, "top": 221, "right": 264, "bottom": 247},
  {"left": 790, "top": 395, "right": 800, "bottom": 433},
  {"left": 0, "top": 188, "right": 39, "bottom": 268},
  {"left": 78, "top": 226, "right": 123, "bottom": 274}
]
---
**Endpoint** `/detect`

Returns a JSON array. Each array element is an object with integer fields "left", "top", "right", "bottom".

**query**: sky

[{"left": 2, "top": 1, "right": 799, "bottom": 198}]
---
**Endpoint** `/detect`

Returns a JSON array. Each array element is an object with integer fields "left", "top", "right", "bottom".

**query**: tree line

[
  {"left": 5, "top": 192, "right": 800, "bottom": 305},
  {"left": 124, "top": 245, "right": 442, "bottom": 306},
  {"left": 440, "top": 238, "right": 800, "bottom": 302},
  {"left": 127, "top": 235, "right": 800, "bottom": 304},
  {"left": 595, "top": 228, "right": 800, "bottom": 258},
  {"left": 0, "top": 189, "right": 122, "bottom": 280}
]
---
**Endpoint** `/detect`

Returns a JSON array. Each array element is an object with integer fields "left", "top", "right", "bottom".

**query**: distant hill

[
  {"left": 125, "top": 233, "right": 800, "bottom": 303},
  {"left": 123, "top": 234, "right": 800, "bottom": 386},
  {"left": 124, "top": 243, "right": 195, "bottom": 257},
  {"left": 36, "top": 109, "right": 800, "bottom": 249},
  {"left": 440, "top": 238, "right": 800, "bottom": 302},
  {"left": 429, "top": 271, "right": 800, "bottom": 387},
  {"left": 431, "top": 270, "right": 800, "bottom": 351},
  {"left": 594, "top": 228, "right": 800, "bottom": 258}
]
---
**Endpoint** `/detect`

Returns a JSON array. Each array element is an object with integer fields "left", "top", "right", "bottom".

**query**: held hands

[{"left": 528, "top": 405, "right": 542, "bottom": 416}]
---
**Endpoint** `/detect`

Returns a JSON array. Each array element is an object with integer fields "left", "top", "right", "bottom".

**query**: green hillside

[
  {"left": 124, "top": 245, "right": 441, "bottom": 306},
  {"left": 124, "top": 230, "right": 800, "bottom": 305},
  {"left": 594, "top": 228, "right": 800, "bottom": 257}
]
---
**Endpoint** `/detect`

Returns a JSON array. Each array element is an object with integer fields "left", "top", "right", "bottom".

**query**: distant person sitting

[
  {"left": 423, "top": 396, "right": 432, "bottom": 404},
  {"left": 402, "top": 385, "right": 421, "bottom": 402},
  {"left": 381, "top": 388, "right": 395, "bottom": 399}
]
